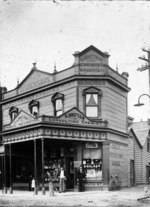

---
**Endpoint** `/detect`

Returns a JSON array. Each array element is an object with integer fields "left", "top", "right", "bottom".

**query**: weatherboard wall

[{"left": 141, "top": 140, "right": 150, "bottom": 184}]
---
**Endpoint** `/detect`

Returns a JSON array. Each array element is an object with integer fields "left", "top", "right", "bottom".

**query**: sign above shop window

[{"left": 86, "top": 143, "right": 98, "bottom": 149}]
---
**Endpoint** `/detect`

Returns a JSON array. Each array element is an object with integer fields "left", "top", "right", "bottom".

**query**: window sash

[{"left": 86, "top": 106, "right": 98, "bottom": 117}]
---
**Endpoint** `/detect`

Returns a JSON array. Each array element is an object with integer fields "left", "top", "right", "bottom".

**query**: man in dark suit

[{"left": 77, "top": 166, "right": 86, "bottom": 192}]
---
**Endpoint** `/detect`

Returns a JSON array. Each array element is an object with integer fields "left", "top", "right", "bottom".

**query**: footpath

[{"left": 0, "top": 185, "right": 150, "bottom": 207}]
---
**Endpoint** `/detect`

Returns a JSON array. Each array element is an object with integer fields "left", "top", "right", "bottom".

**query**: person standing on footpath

[
  {"left": 58, "top": 167, "right": 66, "bottom": 193},
  {"left": 77, "top": 166, "right": 86, "bottom": 192}
]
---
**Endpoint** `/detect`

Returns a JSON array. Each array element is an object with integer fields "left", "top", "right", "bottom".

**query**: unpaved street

[{"left": 0, "top": 185, "right": 150, "bottom": 207}]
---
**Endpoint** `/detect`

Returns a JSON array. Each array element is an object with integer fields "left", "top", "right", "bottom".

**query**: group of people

[
  {"left": 57, "top": 166, "right": 86, "bottom": 193},
  {"left": 29, "top": 165, "right": 86, "bottom": 193}
]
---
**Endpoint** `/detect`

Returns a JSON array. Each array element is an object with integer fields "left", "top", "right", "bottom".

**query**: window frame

[
  {"left": 83, "top": 87, "right": 102, "bottom": 119},
  {"left": 51, "top": 92, "right": 64, "bottom": 116},
  {"left": 9, "top": 106, "right": 18, "bottom": 121},
  {"left": 28, "top": 100, "right": 39, "bottom": 116}
]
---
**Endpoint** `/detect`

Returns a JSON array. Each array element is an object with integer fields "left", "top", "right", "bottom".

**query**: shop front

[{"left": 1, "top": 107, "right": 108, "bottom": 193}]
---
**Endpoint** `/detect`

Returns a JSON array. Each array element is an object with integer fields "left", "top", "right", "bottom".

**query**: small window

[
  {"left": 51, "top": 93, "right": 64, "bottom": 116},
  {"left": 147, "top": 138, "right": 150, "bottom": 152},
  {"left": 83, "top": 87, "right": 102, "bottom": 118},
  {"left": 9, "top": 107, "right": 18, "bottom": 121},
  {"left": 28, "top": 100, "right": 39, "bottom": 116}
]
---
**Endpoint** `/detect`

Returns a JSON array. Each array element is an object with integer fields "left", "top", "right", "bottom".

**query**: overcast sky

[{"left": 0, "top": 0, "right": 150, "bottom": 122}]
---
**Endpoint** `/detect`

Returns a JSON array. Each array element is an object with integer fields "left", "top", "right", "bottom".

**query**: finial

[
  {"left": 116, "top": 63, "right": 118, "bottom": 73},
  {"left": 32, "top": 62, "right": 37, "bottom": 69},
  {"left": 17, "top": 77, "right": 19, "bottom": 87},
  {"left": 53, "top": 61, "right": 57, "bottom": 74}
]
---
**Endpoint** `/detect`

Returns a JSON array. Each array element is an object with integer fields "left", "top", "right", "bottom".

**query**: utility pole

[{"left": 137, "top": 48, "right": 150, "bottom": 94}]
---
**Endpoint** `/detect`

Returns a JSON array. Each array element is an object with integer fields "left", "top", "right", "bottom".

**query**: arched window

[
  {"left": 51, "top": 93, "right": 64, "bottom": 116},
  {"left": 9, "top": 106, "right": 18, "bottom": 121},
  {"left": 28, "top": 100, "right": 39, "bottom": 116},
  {"left": 83, "top": 87, "right": 102, "bottom": 118}
]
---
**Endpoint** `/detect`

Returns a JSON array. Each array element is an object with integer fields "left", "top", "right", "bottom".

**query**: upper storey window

[
  {"left": 83, "top": 87, "right": 102, "bottom": 118},
  {"left": 28, "top": 100, "right": 39, "bottom": 116},
  {"left": 86, "top": 94, "right": 98, "bottom": 117},
  {"left": 9, "top": 106, "right": 18, "bottom": 121},
  {"left": 51, "top": 93, "right": 64, "bottom": 116}
]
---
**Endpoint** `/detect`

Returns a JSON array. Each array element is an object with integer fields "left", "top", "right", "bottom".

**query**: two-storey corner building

[{"left": 0, "top": 45, "right": 130, "bottom": 193}]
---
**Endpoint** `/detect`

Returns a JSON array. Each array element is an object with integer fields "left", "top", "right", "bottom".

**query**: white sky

[{"left": 0, "top": 0, "right": 150, "bottom": 122}]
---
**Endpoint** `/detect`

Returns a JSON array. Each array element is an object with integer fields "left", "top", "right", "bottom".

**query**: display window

[{"left": 83, "top": 143, "right": 102, "bottom": 181}]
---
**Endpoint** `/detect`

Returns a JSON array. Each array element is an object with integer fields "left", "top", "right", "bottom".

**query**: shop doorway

[
  {"left": 130, "top": 160, "right": 135, "bottom": 186},
  {"left": 65, "top": 156, "right": 74, "bottom": 190}
]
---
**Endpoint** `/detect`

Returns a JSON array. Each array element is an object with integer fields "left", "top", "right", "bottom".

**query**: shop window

[
  {"left": 28, "top": 100, "right": 39, "bottom": 116},
  {"left": 9, "top": 106, "right": 18, "bottom": 121},
  {"left": 83, "top": 143, "right": 102, "bottom": 181},
  {"left": 51, "top": 92, "right": 64, "bottom": 116},
  {"left": 147, "top": 138, "right": 150, "bottom": 152},
  {"left": 83, "top": 87, "right": 102, "bottom": 118}
]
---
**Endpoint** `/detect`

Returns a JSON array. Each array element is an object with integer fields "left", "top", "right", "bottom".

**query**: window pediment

[
  {"left": 83, "top": 87, "right": 102, "bottom": 96},
  {"left": 51, "top": 92, "right": 64, "bottom": 102},
  {"left": 9, "top": 106, "right": 18, "bottom": 115}
]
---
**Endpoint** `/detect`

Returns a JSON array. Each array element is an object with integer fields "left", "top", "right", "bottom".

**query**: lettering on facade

[
  {"left": 19, "top": 77, "right": 53, "bottom": 93},
  {"left": 86, "top": 143, "right": 98, "bottom": 149},
  {"left": 80, "top": 55, "right": 103, "bottom": 63},
  {"left": 80, "top": 68, "right": 107, "bottom": 74},
  {"left": 85, "top": 182, "right": 102, "bottom": 186},
  {"left": 47, "top": 116, "right": 106, "bottom": 127},
  {"left": 78, "top": 80, "right": 105, "bottom": 86},
  {"left": 111, "top": 144, "right": 120, "bottom": 150},
  {"left": 109, "top": 152, "right": 123, "bottom": 158},
  {"left": 65, "top": 112, "right": 84, "bottom": 120},
  {"left": 112, "top": 161, "right": 120, "bottom": 166},
  {"left": 4, "top": 112, "right": 40, "bottom": 130}
]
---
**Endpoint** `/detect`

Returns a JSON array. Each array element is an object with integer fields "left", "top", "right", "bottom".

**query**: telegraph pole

[{"left": 137, "top": 48, "right": 150, "bottom": 94}]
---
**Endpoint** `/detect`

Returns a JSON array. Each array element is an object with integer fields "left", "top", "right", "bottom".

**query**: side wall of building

[
  {"left": 108, "top": 133, "right": 128, "bottom": 187},
  {"left": 127, "top": 136, "right": 134, "bottom": 186},
  {"left": 134, "top": 141, "right": 142, "bottom": 185},
  {"left": 104, "top": 83, "right": 127, "bottom": 133},
  {"left": 141, "top": 141, "right": 150, "bottom": 184}
]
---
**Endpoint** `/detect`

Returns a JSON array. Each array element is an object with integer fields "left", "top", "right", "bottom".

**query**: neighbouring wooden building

[
  {"left": 0, "top": 45, "right": 131, "bottom": 193},
  {"left": 128, "top": 120, "right": 150, "bottom": 186}
]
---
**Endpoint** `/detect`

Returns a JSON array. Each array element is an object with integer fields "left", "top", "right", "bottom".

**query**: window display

[{"left": 83, "top": 143, "right": 102, "bottom": 181}]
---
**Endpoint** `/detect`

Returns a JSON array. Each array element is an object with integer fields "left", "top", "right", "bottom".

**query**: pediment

[
  {"left": 18, "top": 69, "right": 53, "bottom": 94},
  {"left": 4, "top": 110, "right": 38, "bottom": 130},
  {"left": 79, "top": 45, "right": 109, "bottom": 66},
  {"left": 59, "top": 107, "right": 91, "bottom": 123}
]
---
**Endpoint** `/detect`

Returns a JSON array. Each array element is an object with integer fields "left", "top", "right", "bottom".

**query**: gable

[
  {"left": 4, "top": 110, "right": 39, "bottom": 130},
  {"left": 18, "top": 69, "right": 53, "bottom": 94},
  {"left": 128, "top": 128, "right": 142, "bottom": 149},
  {"left": 134, "top": 129, "right": 149, "bottom": 146},
  {"left": 59, "top": 107, "right": 90, "bottom": 123},
  {"left": 76, "top": 46, "right": 109, "bottom": 75}
]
